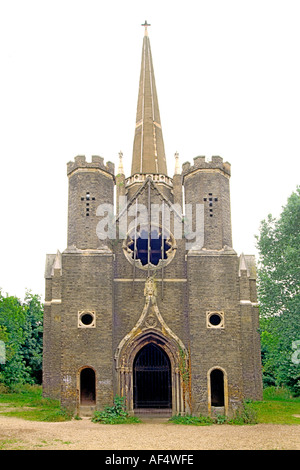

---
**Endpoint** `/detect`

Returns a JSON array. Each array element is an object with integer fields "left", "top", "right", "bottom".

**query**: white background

[{"left": 0, "top": 0, "right": 299, "bottom": 300}]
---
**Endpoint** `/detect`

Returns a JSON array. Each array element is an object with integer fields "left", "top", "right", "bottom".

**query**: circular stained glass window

[{"left": 123, "top": 225, "right": 176, "bottom": 270}]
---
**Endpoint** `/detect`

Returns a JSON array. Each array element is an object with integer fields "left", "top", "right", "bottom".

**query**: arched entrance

[
  {"left": 133, "top": 343, "right": 171, "bottom": 409},
  {"left": 80, "top": 367, "right": 96, "bottom": 405},
  {"left": 115, "top": 331, "right": 187, "bottom": 415},
  {"left": 207, "top": 367, "right": 228, "bottom": 416},
  {"left": 210, "top": 369, "right": 224, "bottom": 406}
]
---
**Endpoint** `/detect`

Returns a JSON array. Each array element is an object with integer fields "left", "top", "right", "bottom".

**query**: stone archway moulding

[{"left": 114, "top": 276, "right": 189, "bottom": 415}]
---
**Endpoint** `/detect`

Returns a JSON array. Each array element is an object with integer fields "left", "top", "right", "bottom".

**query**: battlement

[
  {"left": 182, "top": 156, "right": 231, "bottom": 178},
  {"left": 67, "top": 155, "right": 115, "bottom": 177}
]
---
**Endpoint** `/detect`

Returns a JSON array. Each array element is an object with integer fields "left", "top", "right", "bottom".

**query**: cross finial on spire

[{"left": 142, "top": 20, "right": 151, "bottom": 36}]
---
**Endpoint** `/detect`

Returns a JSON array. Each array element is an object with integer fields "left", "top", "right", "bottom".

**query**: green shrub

[
  {"left": 92, "top": 395, "right": 140, "bottom": 424},
  {"left": 214, "top": 414, "right": 228, "bottom": 424},
  {"left": 229, "top": 401, "right": 258, "bottom": 425},
  {"left": 169, "top": 402, "right": 258, "bottom": 426},
  {"left": 169, "top": 414, "right": 214, "bottom": 426}
]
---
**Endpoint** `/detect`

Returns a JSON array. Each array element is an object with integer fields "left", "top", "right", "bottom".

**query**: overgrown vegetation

[
  {"left": 169, "top": 388, "right": 300, "bottom": 425},
  {"left": 178, "top": 346, "right": 192, "bottom": 412},
  {"left": 169, "top": 414, "right": 214, "bottom": 426},
  {"left": 92, "top": 395, "right": 141, "bottom": 424},
  {"left": 0, "top": 291, "right": 43, "bottom": 388},
  {"left": 170, "top": 401, "right": 258, "bottom": 426},
  {"left": 256, "top": 186, "right": 300, "bottom": 396}
]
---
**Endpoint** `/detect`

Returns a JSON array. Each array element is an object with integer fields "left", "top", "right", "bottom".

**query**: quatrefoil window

[{"left": 123, "top": 225, "right": 176, "bottom": 270}]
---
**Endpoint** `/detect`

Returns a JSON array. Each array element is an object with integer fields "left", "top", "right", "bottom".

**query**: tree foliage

[
  {"left": 256, "top": 186, "right": 300, "bottom": 395},
  {"left": 0, "top": 291, "right": 43, "bottom": 388}
]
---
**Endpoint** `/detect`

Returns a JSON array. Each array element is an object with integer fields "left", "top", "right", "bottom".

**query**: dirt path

[{"left": 0, "top": 415, "right": 299, "bottom": 450}]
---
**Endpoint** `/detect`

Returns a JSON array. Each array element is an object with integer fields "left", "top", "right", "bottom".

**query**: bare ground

[{"left": 0, "top": 415, "right": 299, "bottom": 450}]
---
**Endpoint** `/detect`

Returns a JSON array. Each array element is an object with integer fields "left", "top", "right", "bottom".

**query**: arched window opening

[
  {"left": 80, "top": 367, "right": 96, "bottom": 405},
  {"left": 210, "top": 369, "right": 224, "bottom": 407}
]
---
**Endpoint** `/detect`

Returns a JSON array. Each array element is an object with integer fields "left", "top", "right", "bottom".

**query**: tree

[
  {"left": 256, "top": 186, "right": 300, "bottom": 395},
  {"left": 0, "top": 291, "right": 43, "bottom": 387},
  {"left": 0, "top": 292, "right": 29, "bottom": 385},
  {"left": 21, "top": 292, "right": 44, "bottom": 383}
]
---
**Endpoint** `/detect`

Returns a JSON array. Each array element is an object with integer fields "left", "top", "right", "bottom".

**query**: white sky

[{"left": 0, "top": 0, "right": 299, "bottom": 300}]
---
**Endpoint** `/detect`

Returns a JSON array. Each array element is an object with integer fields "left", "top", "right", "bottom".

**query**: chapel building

[{"left": 43, "top": 24, "right": 263, "bottom": 417}]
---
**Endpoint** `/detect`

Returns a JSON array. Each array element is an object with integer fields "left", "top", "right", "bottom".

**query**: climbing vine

[{"left": 178, "top": 346, "right": 192, "bottom": 413}]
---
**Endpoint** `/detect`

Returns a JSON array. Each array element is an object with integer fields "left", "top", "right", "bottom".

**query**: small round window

[
  {"left": 78, "top": 311, "right": 96, "bottom": 328},
  {"left": 207, "top": 311, "right": 224, "bottom": 328}
]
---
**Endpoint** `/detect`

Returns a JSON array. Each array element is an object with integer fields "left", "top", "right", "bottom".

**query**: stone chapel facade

[{"left": 43, "top": 25, "right": 262, "bottom": 417}]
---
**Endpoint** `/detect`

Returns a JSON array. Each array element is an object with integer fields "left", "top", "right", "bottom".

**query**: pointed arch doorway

[
  {"left": 115, "top": 331, "right": 187, "bottom": 416},
  {"left": 133, "top": 343, "right": 171, "bottom": 409}
]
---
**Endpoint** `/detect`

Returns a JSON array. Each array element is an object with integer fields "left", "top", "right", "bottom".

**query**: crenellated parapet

[
  {"left": 182, "top": 155, "right": 231, "bottom": 179},
  {"left": 67, "top": 155, "right": 115, "bottom": 178}
]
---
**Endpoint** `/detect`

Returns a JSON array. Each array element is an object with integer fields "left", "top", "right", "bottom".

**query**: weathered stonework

[{"left": 43, "top": 28, "right": 262, "bottom": 417}]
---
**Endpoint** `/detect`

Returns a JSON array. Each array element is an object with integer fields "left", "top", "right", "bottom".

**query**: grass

[
  {"left": 170, "top": 387, "right": 300, "bottom": 426},
  {"left": 247, "top": 387, "right": 300, "bottom": 425},
  {"left": 0, "top": 384, "right": 72, "bottom": 422},
  {"left": 0, "top": 385, "right": 299, "bottom": 425},
  {"left": 0, "top": 439, "right": 19, "bottom": 450}
]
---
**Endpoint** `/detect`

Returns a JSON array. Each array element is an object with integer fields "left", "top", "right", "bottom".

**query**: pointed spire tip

[
  {"left": 142, "top": 20, "right": 151, "bottom": 36},
  {"left": 131, "top": 22, "right": 167, "bottom": 176}
]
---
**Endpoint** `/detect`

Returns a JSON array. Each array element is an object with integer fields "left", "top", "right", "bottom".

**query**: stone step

[
  {"left": 79, "top": 405, "right": 96, "bottom": 417},
  {"left": 211, "top": 406, "right": 225, "bottom": 416},
  {"left": 134, "top": 408, "right": 172, "bottom": 420}
]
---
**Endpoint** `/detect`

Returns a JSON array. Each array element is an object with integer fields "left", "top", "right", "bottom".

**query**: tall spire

[{"left": 131, "top": 23, "right": 168, "bottom": 176}]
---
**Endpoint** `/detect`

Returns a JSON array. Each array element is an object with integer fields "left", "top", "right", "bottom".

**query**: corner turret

[
  {"left": 67, "top": 155, "right": 115, "bottom": 250},
  {"left": 183, "top": 155, "right": 232, "bottom": 250}
]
